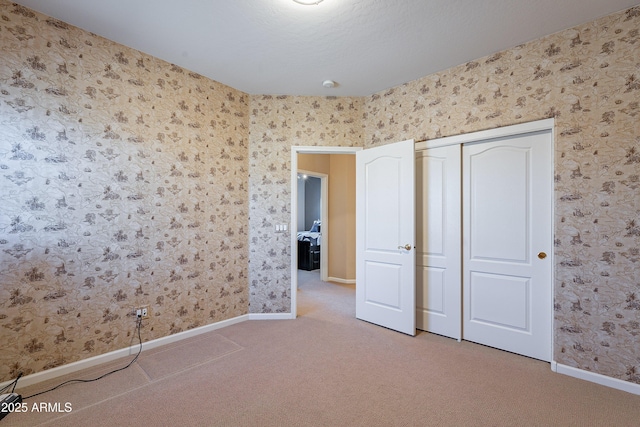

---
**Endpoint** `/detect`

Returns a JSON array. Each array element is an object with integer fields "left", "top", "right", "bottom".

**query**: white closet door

[
  {"left": 462, "top": 130, "right": 553, "bottom": 361},
  {"left": 415, "top": 145, "right": 461, "bottom": 339}
]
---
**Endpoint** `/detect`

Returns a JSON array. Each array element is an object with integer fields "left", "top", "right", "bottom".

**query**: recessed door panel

[
  {"left": 468, "top": 147, "right": 529, "bottom": 262},
  {"left": 364, "top": 157, "right": 401, "bottom": 252},
  {"left": 416, "top": 266, "right": 445, "bottom": 314},
  {"left": 416, "top": 155, "right": 445, "bottom": 256},
  {"left": 364, "top": 261, "right": 402, "bottom": 310},
  {"left": 469, "top": 272, "right": 529, "bottom": 331}
]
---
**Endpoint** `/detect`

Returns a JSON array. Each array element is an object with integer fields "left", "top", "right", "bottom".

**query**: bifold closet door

[
  {"left": 462, "top": 131, "right": 553, "bottom": 362},
  {"left": 415, "top": 145, "right": 461, "bottom": 339}
]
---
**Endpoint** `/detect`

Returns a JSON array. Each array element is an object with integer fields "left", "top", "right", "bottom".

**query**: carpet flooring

[{"left": 8, "top": 270, "right": 640, "bottom": 426}]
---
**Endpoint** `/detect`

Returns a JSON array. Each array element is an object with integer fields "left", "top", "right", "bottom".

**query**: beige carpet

[
  {"left": 10, "top": 270, "right": 640, "bottom": 426},
  {"left": 136, "top": 333, "right": 242, "bottom": 381}
]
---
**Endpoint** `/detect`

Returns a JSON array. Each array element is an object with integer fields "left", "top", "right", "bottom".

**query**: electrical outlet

[{"left": 135, "top": 306, "right": 150, "bottom": 319}]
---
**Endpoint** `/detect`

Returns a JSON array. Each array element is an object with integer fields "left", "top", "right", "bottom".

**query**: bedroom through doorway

[{"left": 291, "top": 147, "right": 359, "bottom": 318}]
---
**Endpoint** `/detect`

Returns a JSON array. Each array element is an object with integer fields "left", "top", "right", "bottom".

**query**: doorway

[
  {"left": 297, "top": 170, "right": 327, "bottom": 275},
  {"left": 290, "top": 146, "right": 361, "bottom": 319}
]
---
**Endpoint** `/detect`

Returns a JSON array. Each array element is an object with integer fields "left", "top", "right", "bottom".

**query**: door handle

[
  {"left": 538, "top": 252, "right": 547, "bottom": 259},
  {"left": 398, "top": 244, "right": 412, "bottom": 251}
]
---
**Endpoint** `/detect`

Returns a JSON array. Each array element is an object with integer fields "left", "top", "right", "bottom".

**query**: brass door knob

[
  {"left": 538, "top": 252, "right": 547, "bottom": 259},
  {"left": 398, "top": 244, "right": 412, "bottom": 251}
]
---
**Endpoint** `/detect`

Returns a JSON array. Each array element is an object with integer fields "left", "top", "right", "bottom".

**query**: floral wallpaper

[
  {"left": 1, "top": 0, "right": 638, "bottom": 387},
  {"left": 0, "top": 1, "right": 249, "bottom": 381},
  {"left": 248, "top": 95, "right": 362, "bottom": 313},
  {"left": 363, "top": 7, "right": 640, "bottom": 383}
]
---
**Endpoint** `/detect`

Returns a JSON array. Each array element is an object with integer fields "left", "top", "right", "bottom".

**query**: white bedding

[{"left": 297, "top": 231, "right": 321, "bottom": 246}]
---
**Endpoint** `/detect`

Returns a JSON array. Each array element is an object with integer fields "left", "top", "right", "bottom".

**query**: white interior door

[
  {"left": 356, "top": 139, "right": 415, "bottom": 336},
  {"left": 462, "top": 130, "right": 553, "bottom": 361},
  {"left": 415, "top": 145, "right": 461, "bottom": 339}
]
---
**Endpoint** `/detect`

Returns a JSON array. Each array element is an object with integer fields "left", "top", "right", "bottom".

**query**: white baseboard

[
  {"left": 2, "top": 314, "right": 249, "bottom": 391},
  {"left": 248, "top": 313, "right": 295, "bottom": 320},
  {"left": 553, "top": 361, "right": 640, "bottom": 396},
  {"left": 326, "top": 276, "right": 355, "bottom": 285}
]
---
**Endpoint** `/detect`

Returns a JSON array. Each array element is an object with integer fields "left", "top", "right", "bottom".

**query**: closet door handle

[
  {"left": 538, "top": 252, "right": 547, "bottom": 259},
  {"left": 398, "top": 244, "right": 412, "bottom": 251}
]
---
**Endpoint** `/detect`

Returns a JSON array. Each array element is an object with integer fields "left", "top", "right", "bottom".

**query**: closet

[{"left": 415, "top": 119, "right": 553, "bottom": 362}]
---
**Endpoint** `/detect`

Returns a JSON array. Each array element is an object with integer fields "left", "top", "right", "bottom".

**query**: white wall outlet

[{"left": 135, "top": 306, "right": 150, "bottom": 319}]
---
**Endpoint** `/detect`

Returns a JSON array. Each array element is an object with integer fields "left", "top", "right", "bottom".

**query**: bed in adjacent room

[{"left": 297, "top": 220, "right": 320, "bottom": 270}]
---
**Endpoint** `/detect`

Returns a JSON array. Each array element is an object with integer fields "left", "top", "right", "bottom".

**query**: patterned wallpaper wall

[
  {"left": 248, "top": 96, "right": 362, "bottom": 313},
  {"left": 0, "top": 1, "right": 249, "bottom": 381},
  {"left": 363, "top": 7, "right": 640, "bottom": 383},
  {"left": 1, "top": 0, "right": 637, "bottom": 387}
]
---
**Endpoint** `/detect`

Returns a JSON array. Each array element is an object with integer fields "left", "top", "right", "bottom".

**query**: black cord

[
  {"left": 11, "top": 373, "right": 21, "bottom": 393},
  {"left": 22, "top": 317, "right": 143, "bottom": 400},
  {"left": 0, "top": 372, "right": 22, "bottom": 394}
]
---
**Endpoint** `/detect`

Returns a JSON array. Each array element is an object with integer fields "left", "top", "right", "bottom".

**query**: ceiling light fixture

[{"left": 293, "top": 0, "right": 324, "bottom": 5}]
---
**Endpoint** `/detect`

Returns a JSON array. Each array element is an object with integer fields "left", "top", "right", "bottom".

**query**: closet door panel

[
  {"left": 462, "top": 130, "right": 552, "bottom": 362},
  {"left": 415, "top": 145, "right": 461, "bottom": 339}
]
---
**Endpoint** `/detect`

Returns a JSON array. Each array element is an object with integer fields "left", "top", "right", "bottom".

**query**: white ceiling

[{"left": 12, "top": 0, "right": 640, "bottom": 97}]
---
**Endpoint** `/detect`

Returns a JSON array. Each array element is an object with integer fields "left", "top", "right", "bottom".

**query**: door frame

[
  {"left": 415, "top": 119, "right": 555, "bottom": 151},
  {"left": 290, "top": 146, "right": 362, "bottom": 319},
  {"left": 415, "top": 118, "right": 555, "bottom": 362}
]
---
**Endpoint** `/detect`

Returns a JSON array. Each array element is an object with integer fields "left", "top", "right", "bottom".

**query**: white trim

[
  {"left": 327, "top": 276, "right": 356, "bottom": 285},
  {"left": 248, "top": 313, "right": 294, "bottom": 320},
  {"left": 292, "top": 146, "right": 362, "bottom": 155},
  {"left": 415, "top": 118, "right": 555, "bottom": 151},
  {"left": 555, "top": 363, "right": 640, "bottom": 396},
  {"left": 548, "top": 123, "right": 556, "bottom": 362},
  {"left": 290, "top": 146, "right": 362, "bottom": 319},
  {"left": 1, "top": 315, "right": 249, "bottom": 390}
]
